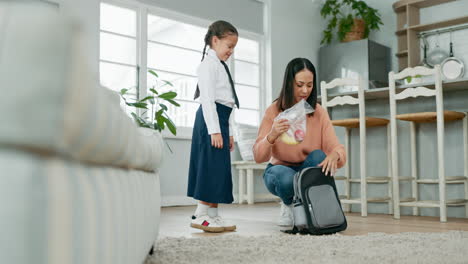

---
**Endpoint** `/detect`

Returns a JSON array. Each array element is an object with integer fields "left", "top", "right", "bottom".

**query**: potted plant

[
  {"left": 120, "top": 69, "right": 180, "bottom": 150},
  {"left": 404, "top": 74, "right": 423, "bottom": 85},
  {"left": 320, "top": 0, "right": 383, "bottom": 45}
]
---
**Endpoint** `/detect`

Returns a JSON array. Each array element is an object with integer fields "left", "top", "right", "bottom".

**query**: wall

[
  {"left": 270, "top": 0, "right": 324, "bottom": 98},
  {"left": 139, "top": 0, "right": 264, "bottom": 35}
]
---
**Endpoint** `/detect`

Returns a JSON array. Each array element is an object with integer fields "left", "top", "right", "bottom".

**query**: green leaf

[
  {"left": 120, "top": 88, "right": 128, "bottom": 95},
  {"left": 156, "top": 116, "right": 165, "bottom": 130},
  {"left": 162, "top": 115, "right": 177, "bottom": 135},
  {"left": 161, "top": 80, "right": 174, "bottom": 87},
  {"left": 140, "top": 96, "right": 154, "bottom": 102},
  {"left": 159, "top": 103, "right": 168, "bottom": 111},
  {"left": 153, "top": 123, "right": 161, "bottom": 131},
  {"left": 150, "top": 88, "right": 159, "bottom": 95},
  {"left": 127, "top": 102, "right": 148, "bottom": 109},
  {"left": 166, "top": 99, "right": 180, "bottom": 107},
  {"left": 158, "top": 91, "right": 177, "bottom": 100},
  {"left": 148, "top": 69, "right": 159, "bottom": 78},
  {"left": 131, "top": 112, "right": 140, "bottom": 123}
]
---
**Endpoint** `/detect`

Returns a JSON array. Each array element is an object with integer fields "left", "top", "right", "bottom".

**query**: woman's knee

[
  {"left": 265, "top": 165, "right": 295, "bottom": 189},
  {"left": 306, "top": 149, "right": 326, "bottom": 165}
]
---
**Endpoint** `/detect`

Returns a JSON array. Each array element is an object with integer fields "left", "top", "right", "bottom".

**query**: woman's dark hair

[
  {"left": 276, "top": 58, "right": 317, "bottom": 114},
  {"left": 201, "top": 20, "right": 238, "bottom": 61}
]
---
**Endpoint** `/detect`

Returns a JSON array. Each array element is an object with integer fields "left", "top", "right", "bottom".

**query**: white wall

[
  {"left": 270, "top": 0, "right": 324, "bottom": 98},
  {"left": 140, "top": 0, "right": 264, "bottom": 35},
  {"left": 363, "top": 0, "right": 398, "bottom": 72}
]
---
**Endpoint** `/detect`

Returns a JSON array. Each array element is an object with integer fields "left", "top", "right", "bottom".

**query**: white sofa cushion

[
  {"left": 0, "top": 149, "right": 161, "bottom": 264},
  {"left": 0, "top": 1, "right": 163, "bottom": 172}
]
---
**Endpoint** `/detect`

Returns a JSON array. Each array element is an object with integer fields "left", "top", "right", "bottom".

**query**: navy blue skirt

[{"left": 187, "top": 103, "right": 234, "bottom": 203}]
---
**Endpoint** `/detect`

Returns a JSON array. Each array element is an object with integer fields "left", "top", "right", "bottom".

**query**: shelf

[
  {"left": 410, "top": 15, "right": 468, "bottom": 32},
  {"left": 394, "top": 0, "right": 464, "bottom": 71},
  {"left": 395, "top": 29, "right": 407, "bottom": 36},
  {"left": 393, "top": 0, "right": 456, "bottom": 12},
  {"left": 396, "top": 50, "right": 408, "bottom": 57},
  {"left": 318, "top": 77, "right": 468, "bottom": 101}
]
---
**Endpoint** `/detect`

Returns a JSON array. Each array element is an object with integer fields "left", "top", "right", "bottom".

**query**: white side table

[{"left": 231, "top": 161, "right": 268, "bottom": 204}]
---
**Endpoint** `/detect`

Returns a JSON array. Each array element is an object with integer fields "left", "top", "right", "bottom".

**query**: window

[
  {"left": 232, "top": 37, "right": 261, "bottom": 127},
  {"left": 99, "top": 2, "right": 138, "bottom": 109},
  {"left": 147, "top": 14, "right": 206, "bottom": 128},
  {"left": 99, "top": 1, "right": 264, "bottom": 136}
]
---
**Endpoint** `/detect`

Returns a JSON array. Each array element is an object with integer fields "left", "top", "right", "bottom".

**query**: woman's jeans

[{"left": 263, "top": 149, "right": 326, "bottom": 205}]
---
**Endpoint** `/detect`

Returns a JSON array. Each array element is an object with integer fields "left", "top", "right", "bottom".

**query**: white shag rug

[{"left": 146, "top": 231, "right": 468, "bottom": 264}]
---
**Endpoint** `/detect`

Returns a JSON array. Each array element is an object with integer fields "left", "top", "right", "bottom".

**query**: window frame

[{"left": 100, "top": 0, "right": 266, "bottom": 139}]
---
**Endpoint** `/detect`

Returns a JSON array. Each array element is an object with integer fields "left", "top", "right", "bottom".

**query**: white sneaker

[
  {"left": 278, "top": 202, "right": 293, "bottom": 226},
  {"left": 190, "top": 214, "right": 224, "bottom": 233},
  {"left": 214, "top": 215, "right": 237, "bottom": 232}
]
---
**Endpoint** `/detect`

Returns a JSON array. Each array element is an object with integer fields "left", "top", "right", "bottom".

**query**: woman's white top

[{"left": 196, "top": 48, "right": 236, "bottom": 136}]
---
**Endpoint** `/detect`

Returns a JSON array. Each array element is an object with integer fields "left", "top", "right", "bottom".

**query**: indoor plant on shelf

[
  {"left": 320, "top": 0, "right": 383, "bottom": 45},
  {"left": 120, "top": 69, "right": 180, "bottom": 151}
]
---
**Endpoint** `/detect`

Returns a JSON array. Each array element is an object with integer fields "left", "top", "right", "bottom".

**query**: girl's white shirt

[{"left": 196, "top": 48, "right": 236, "bottom": 136}]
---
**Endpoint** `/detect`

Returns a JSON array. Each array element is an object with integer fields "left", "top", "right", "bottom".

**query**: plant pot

[{"left": 342, "top": 18, "right": 365, "bottom": 43}]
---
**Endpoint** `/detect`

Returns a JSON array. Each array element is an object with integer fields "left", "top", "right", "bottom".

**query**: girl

[
  {"left": 253, "top": 58, "right": 346, "bottom": 227},
  {"left": 187, "top": 20, "right": 240, "bottom": 233}
]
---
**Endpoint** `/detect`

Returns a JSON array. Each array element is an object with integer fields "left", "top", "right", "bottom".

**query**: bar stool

[
  {"left": 321, "top": 76, "right": 392, "bottom": 217},
  {"left": 389, "top": 65, "right": 468, "bottom": 222}
]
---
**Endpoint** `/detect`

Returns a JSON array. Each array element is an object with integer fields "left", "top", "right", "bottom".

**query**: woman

[{"left": 253, "top": 58, "right": 346, "bottom": 226}]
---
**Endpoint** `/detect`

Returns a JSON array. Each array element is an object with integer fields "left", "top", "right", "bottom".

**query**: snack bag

[{"left": 274, "top": 99, "right": 314, "bottom": 145}]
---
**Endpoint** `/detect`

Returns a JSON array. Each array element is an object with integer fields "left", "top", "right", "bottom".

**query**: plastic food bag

[{"left": 274, "top": 99, "right": 314, "bottom": 145}]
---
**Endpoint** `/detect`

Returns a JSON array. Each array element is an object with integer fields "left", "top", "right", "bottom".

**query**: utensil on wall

[
  {"left": 420, "top": 36, "right": 433, "bottom": 68},
  {"left": 441, "top": 31, "right": 464, "bottom": 80},
  {"left": 427, "top": 32, "right": 449, "bottom": 66}
]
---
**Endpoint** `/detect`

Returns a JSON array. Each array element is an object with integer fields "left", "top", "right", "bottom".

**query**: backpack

[{"left": 284, "top": 167, "right": 347, "bottom": 235}]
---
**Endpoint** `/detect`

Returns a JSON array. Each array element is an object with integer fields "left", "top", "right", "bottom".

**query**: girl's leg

[
  {"left": 263, "top": 165, "right": 297, "bottom": 205},
  {"left": 298, "top": 149, "right": 326, "bottom": 170},
  {"left": 199, "top": 201, "right": 217, "bottom": 208}
]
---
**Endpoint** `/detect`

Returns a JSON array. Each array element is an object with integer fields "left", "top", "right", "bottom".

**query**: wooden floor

[{"left": 159, "top": 202, "right": 468, "bottom": 238}]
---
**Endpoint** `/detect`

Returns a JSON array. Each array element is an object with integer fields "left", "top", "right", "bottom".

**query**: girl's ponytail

[
  {"left": 201, "top": 44, "right": 208, "bottom": 61},
  {"left": 201, "top": 28, "right": 212, "bottom": 61}
]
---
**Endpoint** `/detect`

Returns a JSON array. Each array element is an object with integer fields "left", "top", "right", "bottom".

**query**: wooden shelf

[
  {"left": 393, "top": 0, "right": 456, "bottom": 12},
  {"left": 410, "top": 15, "right": 468, "bottom": 32},
  {"left": 396, "top": 50, "right": 408, "bottom": 57},
  {"left": 395, "top": 29, "right": 407, "bottom": 36},
  {"left": 393, "top": 0, "right": 465, "bottom": 71},
  {"left": 318, "top": 78, "right": 468, "bottom": 101}
]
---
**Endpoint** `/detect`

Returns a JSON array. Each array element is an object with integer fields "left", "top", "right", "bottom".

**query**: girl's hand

[
  {"left": 318, "top": 151, "right": 340, "bottom": 177},
  {"left": 211, "top": 133, "right": 223, "bottom": 149},
  {"left": 267, "top": 119, "right": 289, "bottom": 143},
  {"left": 229, "top": 136, "right": 234, "bottom": 152}
]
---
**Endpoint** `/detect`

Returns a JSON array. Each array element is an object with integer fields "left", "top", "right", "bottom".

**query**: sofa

[{"left": 0, "top": 2, "right": 163, "bottom": 263}]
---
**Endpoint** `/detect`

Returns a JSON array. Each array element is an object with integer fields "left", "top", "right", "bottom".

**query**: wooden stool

[
  {"left": 389, "top": 65, "right": 468, "bottom": 222},
  {"left": 321, "top": 77, "right": 393, "bottom": 217}
]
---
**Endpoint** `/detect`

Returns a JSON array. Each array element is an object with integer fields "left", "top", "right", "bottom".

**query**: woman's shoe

[{"left": 278, "top": 202, "right": 293, "bottom": 226}]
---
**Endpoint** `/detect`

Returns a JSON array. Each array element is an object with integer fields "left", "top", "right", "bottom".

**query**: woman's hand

[
  {"left": 267, "top": 119, "right": 290, "bottom": 143},
  {"left": 211, "top": 133, "right": 223, "bottom": 149},
  {"left": 318, "top": 151, "right": 340, "bottom": 177},
  {"left": 229, "top": 136, "right": 234, "bottom": 152}
]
